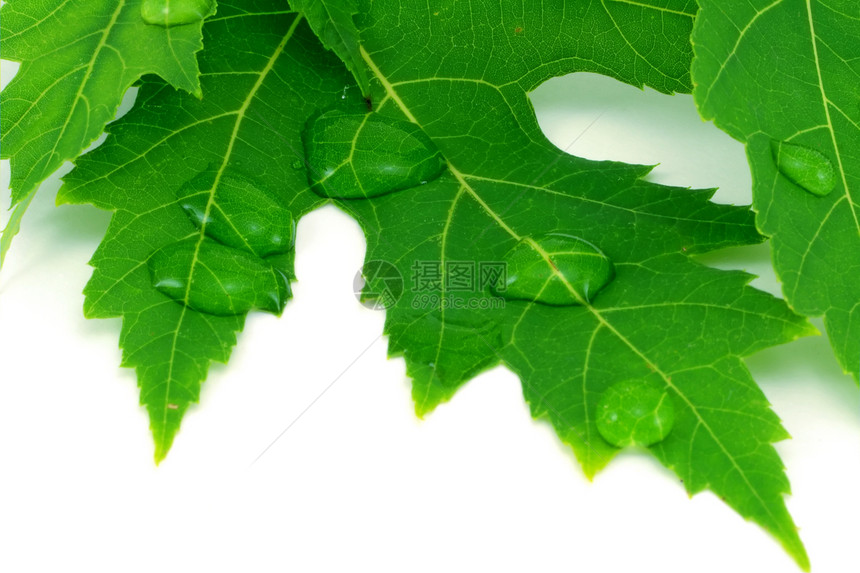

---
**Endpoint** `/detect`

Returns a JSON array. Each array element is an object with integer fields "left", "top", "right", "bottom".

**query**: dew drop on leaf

[
  {"left": 595, "top": 379, "right": 675, "bottom": 448},
  {"left": 493, "top": 233, "right": 614, "bottom": 306},
  {"left": 148, "top": 238, "right": 290, "bottom": 316},
  {"left": 771, "top": 140, "right": 837, "bottom": 197},
  {"left": 140, "top": 0, "right": 215, "bottom": 27},
  {"left": 303, "top": 109, "right": 446, "bottom": 198},
  {"left": 178, "top": 171, "right": 295, "bottom": 258}
]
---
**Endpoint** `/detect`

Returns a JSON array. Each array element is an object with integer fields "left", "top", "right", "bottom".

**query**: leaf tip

[
  {"left": 412, "top": 399, "right": 432, "bottom": 420},
  {"left": 786, "top": 535, "right": 811, "bottom": 572},
  {"left": 581, "top": 465, "right": 598, "bottom": 483},
  {"left": 148, "top": 401, "right": 187, "bottom": 465},
  {"left": 152, "top": 432, "right": 174, "bottom": 465},
  {"left": 152, "top": 432, "right": 176, "bottom": 466}
]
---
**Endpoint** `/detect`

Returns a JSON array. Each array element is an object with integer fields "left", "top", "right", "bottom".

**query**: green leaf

[
  {"left": 0, "top": 0, "right": 214, "bottom": 265},
  {"left": 59, "top": 3, "right": 352, "bottom": 462},
  {"left": 291, "top": 0, "right": 370, "bottom": 96},
  {"left": 692, "top": 0, "right": 860, "bottom": 381},
  {"left": 328, "top": 0, "right": 809, "bottom": 566}
]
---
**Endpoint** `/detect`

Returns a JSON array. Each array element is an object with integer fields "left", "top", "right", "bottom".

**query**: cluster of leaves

[{"left": 1, "top": 0, "right": 858, "bottom": 569}]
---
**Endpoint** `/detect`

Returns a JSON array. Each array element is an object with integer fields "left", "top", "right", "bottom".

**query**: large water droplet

[
  {"left": 178, "top": 171, "right": 295, "bottom": 258},
  {"left": 149, "top": 238, "right": 290, "bottom": 316},
  {"left": 494, "top": 233, "right": 614, "bottom": 306},
  {"left": 303, "top": 110, "right": 446, "bottom": 198},
  {"left": 141, "top": 0, "right": 215, "bottom": 27},
  {"left": 771, "top": 140, "right": 837, "bottom": 197},
  {"left": 595, "top": 379, "right": 675, "bottom": 448}
]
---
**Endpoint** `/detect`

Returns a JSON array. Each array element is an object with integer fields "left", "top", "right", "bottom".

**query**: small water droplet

[
  {"left": 141, "top": 0, "right": 215, "bottom": 27},
  {"left": 772, "top": 140, "right": 837, "bottom": 197},
  {"left": 303, "top": 109, "right": 446, "bottom": 198},
  {"left": 291, "top": 160, "right": 304, "bottom": 170},
  {"left": 178, "top": 171, "right": 295, "bottom": 258},
  {"left": 494, "top": 233, "right": 614, "bottom": 306},
  {"left": 149, "top": 238, "right": 290, "bottom": 316},
  {"left": 595, "top": 379, "right": 675, "bottom": 448}
]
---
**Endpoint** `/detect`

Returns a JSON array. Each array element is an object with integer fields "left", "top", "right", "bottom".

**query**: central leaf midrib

[
  {"left": 804, "top": 0, "right": 860, "bottom": 230},
  {"left": 158, "top": 13, "right": 304, "bottom": 445}
]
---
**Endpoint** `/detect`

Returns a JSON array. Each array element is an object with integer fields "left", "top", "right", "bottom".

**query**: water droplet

[
  {"left": 178, "top": 171, "right": 295, "bottom": 258},
  {"left": 149, "top": 238, "right": 290, "bottom": 316},
  {"left": 494, "top": 233, "right": 614, "bottom": 306},
  {"left": 291, "top": 160, "right": 304, "bottom": 170},
  {"left": 595, "top": 379, "right": 675, "bottom": 448},
  {"left": 303, "top": 110, "right": 446, "bottom": 198},
  {"left": 265, "top": 251, "right": 295, "bottom": 280},
  {"left": 772, "top": 140, "right": 837, "bottom": 197},
  {"left": 141, "top": 0, "right": 215, "bottom": 27}
]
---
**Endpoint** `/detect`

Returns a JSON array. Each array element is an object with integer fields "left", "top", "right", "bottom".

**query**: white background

[{"left": 1, "top": 57, "right": 858, "bottom": 573}]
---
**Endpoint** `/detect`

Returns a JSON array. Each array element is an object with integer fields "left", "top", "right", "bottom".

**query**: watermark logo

[
  {"left": 355, "top": 258, "right": 508, "bottom": 311},
  {"left": 411, "top": 260, "right": 507, "bottom": 292},
  {"left": 353, "top": 260, "right": 404, "bottom": 309}
]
